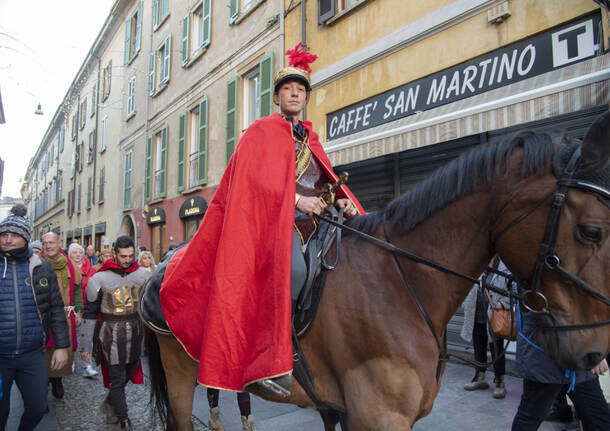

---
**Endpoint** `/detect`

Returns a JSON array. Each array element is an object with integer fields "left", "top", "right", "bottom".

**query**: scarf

[
  {"left": 42, "top": 250, "right": 80, "bottom": 350},
  {"left": 44, "top": 252, "right": 71, "bottom": 294}
]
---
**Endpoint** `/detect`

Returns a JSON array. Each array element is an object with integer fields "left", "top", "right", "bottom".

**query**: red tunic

[{"left": 160, "top": 112, "right": 364, "bottom": 391}]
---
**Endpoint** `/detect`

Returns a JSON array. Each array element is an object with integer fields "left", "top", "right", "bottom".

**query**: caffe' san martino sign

[
  {"left": 179, "top": 196, "right": 208, "bottom": 219},
  {"left": 147, "top": 206, "right": 166, "bottom": 225}
]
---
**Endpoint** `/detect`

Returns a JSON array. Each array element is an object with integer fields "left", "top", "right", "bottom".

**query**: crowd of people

[{"left": 0, "top": 204, "right": 259, "bottom": 431}]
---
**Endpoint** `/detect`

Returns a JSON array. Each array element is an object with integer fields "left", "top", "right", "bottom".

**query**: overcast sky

[{"left": 0, "top": 0, "right": 116, "bottom": 198}]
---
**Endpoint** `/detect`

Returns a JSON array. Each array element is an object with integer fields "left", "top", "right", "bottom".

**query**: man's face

[
  {"left": 113, "top": 247, "right": 134, "bottom": 269},
  {"left": 99, "top": 251, "right": 112, "bottom": 264},
  {"left": 86, "top": 245, "right": 95, "bottom": 256},
  {"left": 41, "top": 234, "right": 60, "bottom": 258},
  {"left": 0, "top": 232, "right": 26, "bottom": 252},
  {"left": 273, "top": 81, "right": 307, "bottom": 118}
]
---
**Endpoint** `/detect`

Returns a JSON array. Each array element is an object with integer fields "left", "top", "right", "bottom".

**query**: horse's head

[{"left": 496, "top": 111, "right": 610, "bottom": 371}]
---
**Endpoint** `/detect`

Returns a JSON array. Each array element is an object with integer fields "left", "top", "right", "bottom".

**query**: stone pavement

[{"left": 7, "top": 356, "right": 604, "bottom": 430}]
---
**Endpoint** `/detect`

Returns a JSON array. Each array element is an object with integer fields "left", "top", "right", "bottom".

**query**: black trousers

[
  {"left": 473, "top": 322, "right": 506, "bottom": 376},
  {"left": 512, "top": 378, "right": 610, "bottom": 430},
  {"left": 0, "top": 349, "right": 48, "bottom": 431},
  {"left": 106, "top": 361, "right": 139, "bottom": 421}
]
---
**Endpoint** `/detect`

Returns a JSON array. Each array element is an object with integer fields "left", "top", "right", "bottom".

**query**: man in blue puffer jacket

[{"left": 0, "top": 204, "right": 69, "bottom": 431}]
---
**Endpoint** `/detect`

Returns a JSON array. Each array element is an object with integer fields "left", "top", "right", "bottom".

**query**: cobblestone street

[{"left": 10, "top": 354, "right": 608, "bottom": 430}]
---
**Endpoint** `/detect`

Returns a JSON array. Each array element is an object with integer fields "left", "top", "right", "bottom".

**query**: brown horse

[{"left": 143, "top": 112, "right": 610, "bottom": 431}]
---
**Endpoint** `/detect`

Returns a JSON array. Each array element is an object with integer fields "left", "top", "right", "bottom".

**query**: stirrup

[{"left": 259, "top": 378, "right": 291, "bottom": 397}]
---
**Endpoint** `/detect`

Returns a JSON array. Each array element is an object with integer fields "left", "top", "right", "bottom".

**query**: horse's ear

[{"left": 580, "top": 111, "right": 610, "bottom": 173}]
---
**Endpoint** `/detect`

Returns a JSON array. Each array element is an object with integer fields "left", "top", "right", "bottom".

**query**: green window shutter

[
  {"left": 202, "top": 0, "right": 211, "bottom": 47},
  {"left": 163, "top": 34, "right": 172, "bottom": 83},
  {"left": 225, "top": 77, "right": 238, "bottom": 164},
  {"left": 198, "top": 97, "right": 208, "bottom": 185},
  {"left": 124, "top": 18, "right": 132, "bottom": 64},
  {"left": 181, "top": 14, "right": 189, "bottom": 66},
  {"left": 177, "top": 112, "right": 186, "bottom": 192},
  {"left": 145, "top": 136, "right": 152, "bottom": 202},
  {"left": 229, "top": 0, "right": 239, "bottom": 23},
  {"left": 160, "top": 126, "right": 168, "bottom": 197},
  {"left": 153, "top": 0, "right": 159, "bottom": 28},
  {"left": 259, "top": 53, "right": 274, "bottom": 118},
  {"left": 149, "top": 52, "right": 156, "bottom": 95},
  {"left": 135, "top": 2, "right": 143, "bottom": 52}
]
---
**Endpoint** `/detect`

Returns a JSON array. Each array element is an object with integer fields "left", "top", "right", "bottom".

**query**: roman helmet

[{"left": 273, "top": 43, "right": 318, "bottom": 94}]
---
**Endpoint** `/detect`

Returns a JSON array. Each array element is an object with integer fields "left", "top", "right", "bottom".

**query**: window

[
  {"left": 88, "top": 131, "right": 95, "bottom": 164},
  {"left": 181, "top": 0, "right": 211, "bottom": 66},
  {"left": 127, "top": 75, "right": 136, "bottom": 117},
  {"left": 226, "top": 77, "right": 238, "bottom": 163},
  {"left": 99, "top": 167, "right": 105, "bottom": 203},
  {"left": 124, "top": 150, "right": 133, "bottom": 209},
  {"left": 77, "top": 183, "right": 82, "bottom": 214},
  {"left": 242, "top": 54, "right": 273, "bottom": 128},
  {"left": 87, "top": 177, "right": 92, "bottom": 209},
  {"left": 145, "top": 126, "right": 168, "bottom": 201},
  {"left": 230, "top": 0, "right": 262, "bottom": 24},
  {"left": 318, "top": 0, "right": 365, "bottom": 24},
  {"left": 90, "top": 83, "right": 97, "bottom": 117},
  {"left": 58, "top": 125, "right": 65, "bottom": 153},
  {"left": 124, "top": 2, "right": 143, "bottom": 64},
  {"left": 102, "top": 61, "right": 112, "bottom": 101},
  {"left": 149, "top": 35, "right": 172, "bottom": 95},
  {"left": 71, "top": 114, "right": 78, "bottom": 140},
  {"left": 100, "top": 116, "right": 108, "bottom": 152},
  {"left": 79, "top": 99, "right": 87, "bottom": 129},
  {"left": 54, "top": 177, "right": 61, "bottom": 203},
  {"left": 153, "top": 0, "right": 170, "bottom": 30},
  {"left": 177, "top": 97, "right": 208, "bottom": 191},
  {"left": 75, "top": 142, "right": 83, "bottom": 172}
]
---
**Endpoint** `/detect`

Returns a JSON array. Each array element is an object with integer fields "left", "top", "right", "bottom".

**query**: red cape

[{"left": 160, "top": 113, "right": 363, "bottom": 391}]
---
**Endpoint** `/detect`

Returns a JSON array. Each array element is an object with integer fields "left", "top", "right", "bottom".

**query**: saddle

[
  {"left": 138, "top": 248, "right": 181, "bottom": 335},
  {"left": 293, "top": 207, "right": 344, "bottom": 338}
]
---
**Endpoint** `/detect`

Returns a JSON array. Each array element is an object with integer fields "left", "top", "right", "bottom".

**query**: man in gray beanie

[{"left": 0, "top": 204, "right": 70, "bottom": 431}]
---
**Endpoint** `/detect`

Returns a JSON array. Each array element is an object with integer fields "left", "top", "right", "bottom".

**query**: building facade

[{"left": 24, "top": 0, "right": 285, "bottom": 263}]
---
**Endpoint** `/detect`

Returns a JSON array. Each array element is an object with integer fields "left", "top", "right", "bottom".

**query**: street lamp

[{"left": 34, "top": 103, "right": 43, "bottom": 115}]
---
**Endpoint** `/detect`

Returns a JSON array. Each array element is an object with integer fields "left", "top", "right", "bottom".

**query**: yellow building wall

[{"left": 284, "top": 0, "right": 600, "bottom": 141}]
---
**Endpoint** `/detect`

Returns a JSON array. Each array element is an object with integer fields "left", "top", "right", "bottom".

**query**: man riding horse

[{"left": 159, "top": 44, "right": 364, "bottom": 396}]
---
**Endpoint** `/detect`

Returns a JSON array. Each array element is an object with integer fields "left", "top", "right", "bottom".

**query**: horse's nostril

[{"left": 582, "top": 352, "right": 603, "bottom": 369}]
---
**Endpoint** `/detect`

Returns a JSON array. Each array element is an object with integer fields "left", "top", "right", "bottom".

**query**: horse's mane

[{"left": 346, "top": 130, "right": 562, "bottom": 235}]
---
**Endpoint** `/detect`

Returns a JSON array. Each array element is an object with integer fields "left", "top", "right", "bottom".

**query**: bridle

[
  {"left": 493, "top": 147, "right": 610, "bottom": 331},
  {"left": 314, "top": 144, "right": 610, "bottom": 375}
]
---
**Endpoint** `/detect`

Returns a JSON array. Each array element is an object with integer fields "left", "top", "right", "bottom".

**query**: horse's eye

[{"left": 576, "top": 225, "right": 602, "bottom": 244}]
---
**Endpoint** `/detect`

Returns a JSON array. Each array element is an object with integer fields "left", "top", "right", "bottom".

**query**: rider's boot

[
  {"left": 208, "top": 406, "right": 227, "bottom": 431},
  {"left": 258, "top": 373, "right": 292, "bottom": 397},
  {"left": 463, "top": 370, "right": 489, "bottom": 391},
  {"left": 241, "top": 414, "right": 260, "bottom": 431}
]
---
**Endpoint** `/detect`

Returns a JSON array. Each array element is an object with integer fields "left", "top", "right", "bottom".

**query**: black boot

[{"left": 50, "top": 377, "right": 64, "bottom": 399}]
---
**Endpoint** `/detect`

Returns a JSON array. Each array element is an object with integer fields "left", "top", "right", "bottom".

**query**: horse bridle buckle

[
  {"left": 521, "top": 289, "right": 550, "bottom": 315},
  {"left": 544, "top": 254, "right": 560, "bottom": 270}
]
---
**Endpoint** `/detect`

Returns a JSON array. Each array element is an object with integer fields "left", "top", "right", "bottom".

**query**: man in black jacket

[{"left": 0, "top": 204, "right": 69, "bottom": 431}]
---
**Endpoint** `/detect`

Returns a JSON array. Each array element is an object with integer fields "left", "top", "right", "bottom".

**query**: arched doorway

[{"left": 120, "top": 215, "right": 136, "bottom": 241}]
